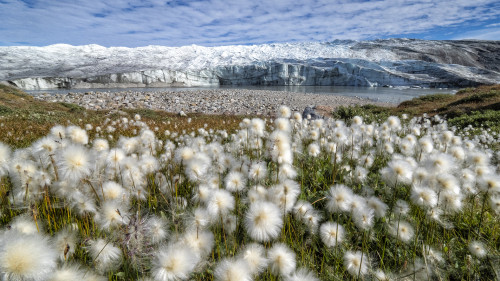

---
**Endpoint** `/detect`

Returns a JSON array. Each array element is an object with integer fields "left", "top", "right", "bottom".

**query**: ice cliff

[{"left": 1, "top": 39, "right": 499, "bottom": 90}]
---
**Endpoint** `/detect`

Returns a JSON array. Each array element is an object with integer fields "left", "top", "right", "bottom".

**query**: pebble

[{"left": 32, "top": 89, "right": 392, "bottom": 116}]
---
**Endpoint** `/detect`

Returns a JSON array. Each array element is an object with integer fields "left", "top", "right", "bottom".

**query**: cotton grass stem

[{"left": 477, "top": 191, "right": 489, "bottom": 239}]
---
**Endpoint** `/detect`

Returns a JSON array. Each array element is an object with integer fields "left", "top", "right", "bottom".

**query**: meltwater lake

[{"left": 27, "top": 85, "right": 457, "bottom": 104}]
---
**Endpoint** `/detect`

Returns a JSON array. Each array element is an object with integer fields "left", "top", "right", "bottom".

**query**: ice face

[{"left": 1, "top": 39, "right": 499, "bottom": 90}]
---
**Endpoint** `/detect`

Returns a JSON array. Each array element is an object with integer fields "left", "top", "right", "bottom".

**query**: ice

[{"left": 0, "top": 39, "right": 498, "bottom": 90}]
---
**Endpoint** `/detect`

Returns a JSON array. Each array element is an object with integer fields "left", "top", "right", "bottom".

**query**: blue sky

[{"left": 0, "top": 0, "right": 499, "bottom": 47}]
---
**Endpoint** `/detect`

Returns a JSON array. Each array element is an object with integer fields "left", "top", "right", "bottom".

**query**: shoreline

[{"left": 33, "top": 89, "right": 394, "bottom": 116}]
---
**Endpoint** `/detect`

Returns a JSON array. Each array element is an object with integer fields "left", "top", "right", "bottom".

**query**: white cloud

[
  {"left": 453, "top": 28, "right": 500, "bottom": 40},
  {"left": 0, "top": 0, "right": 499, "bottom": 46}
]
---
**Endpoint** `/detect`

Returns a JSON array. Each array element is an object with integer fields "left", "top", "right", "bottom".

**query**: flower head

[
  {"left": 239, "top": 243, "right": 268, "bottom": 274},
  {"left": 152, "top": 243, "right": 199, "bottom": 281},
  {"left": 343, "top": 250, "right": 369, "bottom": 277},
  {"left": 468, "top": 240, "right": 487, "bottom": 259},
  {"left": 245, "top": 201, "right": 283, "bottom": 242},
  {"left": 389, "top": 220, "right": 414, "bottom": 243},
  {"left": 268, "top": 243, "right": 296, "bottom": 276},
  {"left": 57, "top": 144, "right": 92, "bottom": 182},
  {"left": 286, "top": 268, "right": 319, "bottom": 281},
  {"left": 214, "top": 258, "right": 251, "bottom": 281},
  {"left": 326, "top": 184, "right": 353, "bottom": 213},
  {"left": 88, "top": 239, "right": 122, "bottom": 273},
  {"left": 319, "top": 222, "right": 345, "bottom": 247},
  {"left": 207, "top": 189, "right": 235, "bottom": 218},
  {"left": 0, "top": 232, "right": 57, "bottom": 281}
]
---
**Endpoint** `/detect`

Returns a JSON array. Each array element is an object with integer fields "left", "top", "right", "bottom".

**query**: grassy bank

[{"left": 332, "top": 85, "right": 500, "bottom": 133}]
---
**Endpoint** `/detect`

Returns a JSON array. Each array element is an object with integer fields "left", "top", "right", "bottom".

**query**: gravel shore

[{"left": 33, "top": 89, "right": 393, "bottom": 116}]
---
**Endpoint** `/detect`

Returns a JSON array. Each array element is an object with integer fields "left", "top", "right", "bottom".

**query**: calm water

[{"left": 27, "top": 85, "right": 456, "bottom": 104}]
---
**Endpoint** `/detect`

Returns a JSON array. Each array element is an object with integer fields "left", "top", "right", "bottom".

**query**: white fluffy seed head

[
  {"left": 0, "top": 142, "right": 11, "bottom": 176},
  {"left": 50, "top": 125, "right": 66, "bottom": 139},
  {"left": 207, "top": 189, "right": 235, "bottom": 218},
  {"left": 386, "top": 116, "right": 401, "bottom": 130},
  {"left": 98, "top": 200, "right": 128, "bottom": 230},
  {"left": 275, "top": 118, "right": 291, "bottom": 132},
  {"left": 152, "top": 243, "right": 199, "bottom": 281},
  {"left": 308, "top": 142, "right": 321, "bottom": 157},
  {"left": 140, "top": 154, "right": 159, "bottom": 174},
  {"left": 490, "top": 196, "right": 500, "bottom": 215},
  {"left": 147, "top": 216, "right": 169, "bottom": 244},
  {"left": 214, "top": 258, "right": 252, "bottom": 281},
  {"left": 88, "top": 239, "right": 122, "bottom": 273},
  {"left": 286, "top": 268, "right": 319, "bottom": 281},
  {"left": 293, "top": 112, "right": 302, "bottom": 122},
  {"left": 50, "top": 265, "right": 86, "bottom": 281},
  {"left": 240, "top": 243, "right": 268, "bottom": 274},
  {"left": 102, "top": 181, "right": 125, "bottom": 201},
  {"left": 478, "top": 174, "right": 500, "bottom": 193},
  {"left": 418, "top": 136, "right": 434, "bottom": 154},
  {"left": 0, "top": 231, "right": 58, "bottom": 281},
  {"left": 278, "top": 105, "right": 292, "bottom": 118},
  {"left": 9, "top": 215, "right": 41, "bottom": 235},
  {"left": 268, "top": 243, "right": 296, "bottom": 276},
  {"left": 424, "top": 153, "right": 455, "bottom": 174},
  {"left": 54, "top": 228, "right": 78, "bottom": 261},
  {"left": 343, "top": 250, "right": 369, "bottom": 277},
  {"left": 367, "top": 196, "right": 388, "bottom": 218},
  {"left": 185, "top": 154, "right": 210, "bottom": 182},
  {"left": 248, "top": 162, "right": 267, "bottom": 181},
  {"left": 174, "top": 147, "right": 195, "bottom": 164},
  {"left": 225, "top": 171, "right": 246, "bottom": 192},
  {"left": 293, "top": 200, "right": 313, "bottom": 220},
  {"left": 381, "top": 159, "right": 413, "bottom": 185},
  {"left": 468, "top": 240, "right": 487, "bottom": 259},
  {"left": 467, "top": 151, "right": 490, "bottom": 167},
  {"left": 182, "top": 229, "right": 214, "bottom": 258},
  {"left": 57, "top": 144, "right": 92, "bottom": 182},
  {"left": 93, "top": 138, "right": 109, "bottom": 152},
  {"left": 410, "top": 185, "right": 438, "bottom": 209},
  {"left": 394, "top": 200, "right": 410, "bottom": 216},
  {"left": 245, "top": 201, "right": 283, "bottom": 242},
  {"left": 319, "top": 222, "right": 345, "bottom": 247},
  {"left": 326, "top": 184, "right": 353, "bottom": 213},
  {"left": 439, "top": 191, "right": 463, "bottom": 213},
  {"left": 352, "top": 208, "right": 374, "bottom": 231},
  {"left": 389, "top": 220, "right": 414, "bottom": 243},
  {"left": 67, "top": 126, "right": 89, "bottom": 145}
]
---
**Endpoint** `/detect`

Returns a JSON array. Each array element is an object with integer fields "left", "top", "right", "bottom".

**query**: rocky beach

[{"left": 32, "top": 89, "right": 392, "bottom": 116}]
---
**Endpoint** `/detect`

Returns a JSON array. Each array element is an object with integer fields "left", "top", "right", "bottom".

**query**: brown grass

[{"left": 0, "top": 84, "right": 247, "bottom": 148}]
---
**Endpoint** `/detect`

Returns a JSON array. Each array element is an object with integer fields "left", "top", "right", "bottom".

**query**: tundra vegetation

[{"left": 0, "top": 84, "right": 499, "bottom": 281}]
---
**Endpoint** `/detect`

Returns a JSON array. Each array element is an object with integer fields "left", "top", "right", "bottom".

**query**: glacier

[{"left": 0, "top": 39, "right": 499, "bottom": 90}]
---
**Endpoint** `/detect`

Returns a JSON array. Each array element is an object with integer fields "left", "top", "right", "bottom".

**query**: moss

[
  {"left": 448, "top": 110, "right": 500, "bottom": 133},
  {"left": 398, "top": 99, "right": 423, "bottom": 107},
  {"left": 126, "top": 108, "right": 159, "bottom": 119},
  {"left": 332, "top": 104, "right": 394, "bottom": 124},
  {"left": 0, "top": 105, "right": 13, "bottom": 115},
  {"left": 417, "top": 93, "right": 454, "bottom": 102},
  {"left": 59, "top": 102, "right": 85, "bottom": 112},
  {"left": 398, "top": 93, "right": 454, "bottom": 108},
  {"left": 0, "top": 84, "right": 32, "bottom": 99},
  {"left": 448, "top": 90, "right": 500, "bottom": 106}
]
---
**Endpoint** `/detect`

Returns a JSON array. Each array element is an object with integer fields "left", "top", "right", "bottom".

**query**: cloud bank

[{"left": 1, "top": 0, "right": 499, "bottom": 47}]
